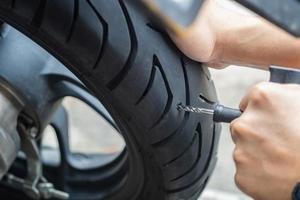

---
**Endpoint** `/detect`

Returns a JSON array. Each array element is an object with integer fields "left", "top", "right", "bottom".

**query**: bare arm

[{"left": 171, "top": 0, "right": 300, "bottom": 69}]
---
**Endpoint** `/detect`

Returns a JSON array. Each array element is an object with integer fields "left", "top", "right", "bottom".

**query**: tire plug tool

[
  {"left": 177, "top": 103, "right": 242, "bottom": 123},
  {"left": 178, "top": 66, "right": 300, "bottom": 123}
]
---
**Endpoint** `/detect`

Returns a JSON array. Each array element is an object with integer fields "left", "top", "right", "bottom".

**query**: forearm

[
  {"left": 212, "top": 1, "right": 300, "bottom": 69},
  {"left": 173, "top": 0, "right": 300, "bottom": 70}
]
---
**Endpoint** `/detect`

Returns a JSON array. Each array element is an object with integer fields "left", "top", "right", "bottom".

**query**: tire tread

[{"left": 0, "top": 1, "right": 220, "bottom": 199}]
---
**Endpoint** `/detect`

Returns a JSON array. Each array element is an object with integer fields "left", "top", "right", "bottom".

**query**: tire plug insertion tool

[
  {"left": 177, "top": 103, "right": 242, "bottom": 123},
  {"left": 178, "top": 66, "right": 300, "bottom": 124}
]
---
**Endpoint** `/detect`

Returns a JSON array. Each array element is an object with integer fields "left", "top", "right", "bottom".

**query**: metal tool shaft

[
  {"left": 178, "top": 104, "right": 242, "bottom": 123},
  {"left": 177, "top": 104, "right": 214, "bottom": 115}
]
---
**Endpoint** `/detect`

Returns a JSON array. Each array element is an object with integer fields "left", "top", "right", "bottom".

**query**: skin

[
  {"left": 169, "top": 0, "right": 300, "bottom": 199},
  {"left": 171, "top": 0, "right": 300, "bottom": 69},
  {"left": 233, "top": 82, "right": 300, "bottom": 200}
]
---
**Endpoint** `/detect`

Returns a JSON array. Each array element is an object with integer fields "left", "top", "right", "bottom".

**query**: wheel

[{"left": 0, "top": 1, "right": 221, "bottom": 200}]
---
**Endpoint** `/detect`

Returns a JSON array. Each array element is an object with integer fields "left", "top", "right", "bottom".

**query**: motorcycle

[
  {"left": 0, "top": 1, "right": 219, "bottom": 200},
  {"left": 0, "top": 0, "right": 298, "bottom": 199}
]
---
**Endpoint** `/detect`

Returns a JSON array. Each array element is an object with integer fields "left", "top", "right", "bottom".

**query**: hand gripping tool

[{"left": 178, "top": 66, "right": 300, "bottom": 123}]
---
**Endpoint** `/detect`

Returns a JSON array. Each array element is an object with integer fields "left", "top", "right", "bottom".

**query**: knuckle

[
  {"left": 230, "top": 120, "right": 239, "bottom": 133},
  {"left": 230, "top": 120, "right": 247, "bottom": 138},
  {"left": 234, "top": 173, "right": 250, "bottom": 194},
  {"left": 231, "top": 118, "right": 266, "bottom": 143},
  {"left": 251, "top": 83, "right": 270, "bottom": 103},
  {"left": 235, "top": 175, "right": 259, "bottom": 200},
  {"left": 234, "top": 173, "right": 244, "bottom": 190},
  {"left": 233, "top": 148, "right": 245, "bottom": 164}
]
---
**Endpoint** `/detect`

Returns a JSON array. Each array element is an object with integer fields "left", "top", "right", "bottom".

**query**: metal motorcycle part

[
  {"left": 0, "top": 81, "right": 24, "bottom": 179},
  {"left": 0, "top": 26, "right": 119, "bottom": 199},
  {"left": 6, "top": 174, "right": 69, "bottom": 200},
  {"left": 6, "top": 120, "right": 69, "bottom": 200}
]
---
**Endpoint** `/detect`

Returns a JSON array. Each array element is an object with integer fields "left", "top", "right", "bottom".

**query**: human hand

[
  {"left": 168, "top": 0, "right": 222, "bottom": 65},
  {"left": 231, "top": 82, "right": 300, "bottom": 200},
  {"left": 169, "top": 0, "right": 300, "bottom": 70}
]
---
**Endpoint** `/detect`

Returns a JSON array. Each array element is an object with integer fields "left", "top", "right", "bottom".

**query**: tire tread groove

[
  {"left": 163, "top": 131, "right": 197, "bottom": 167},
  {"left": 107, "top": 0, "right": 137, "bottom": 90},
  {"left": 31, "top": 0, "right": 47, "bottom": 28},
  {"left": 135, "top": 64, "right": 157, "bottom": 105},
  {"left": 151, "top": 57, "right": 190, "bottom": 146},
  {"left": 11, "top": 0, "right": 15, "bottom": 8},
  {"left": 149, "top": 55, "right": 173, "bottom": 128},
  {"left": 86, "top": 0, "right": 108, "bottom": 70},
  {"left": 169, "top": 124, "right": 202, "bottom": 182},
  {"left": 66, "top": 0, "right": 79, "bottom": 43},
  {"left": 167, "top": 125, "right": 216, "bottom": 193}
]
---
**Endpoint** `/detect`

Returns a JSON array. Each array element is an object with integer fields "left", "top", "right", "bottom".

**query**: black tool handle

[
  {"left": 214, "top": 66, "right": 300, "bottom": 123},
  {"left": 213, "top": 105, "right": 242, "bottom": 123}
]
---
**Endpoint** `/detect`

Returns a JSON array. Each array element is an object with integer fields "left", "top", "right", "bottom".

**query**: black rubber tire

[{"left": 0, "top": 1, "right": 221, "bottom": 200}]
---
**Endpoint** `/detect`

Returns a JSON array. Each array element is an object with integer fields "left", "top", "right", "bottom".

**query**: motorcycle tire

[{"left": 0, "top": 1, "right": 221, "bottom": 200}]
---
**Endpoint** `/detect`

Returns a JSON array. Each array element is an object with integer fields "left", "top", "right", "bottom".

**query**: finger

[
  {"left": 230, "top": 119, "right": 239, "bottom": 144},
  {"left": 239, "top": 82, "right": 270, "bottom": 111},
  {"left": 230, "top": 117, "right": 250, "bottom": 144},
  {"left": 239, "top": 86, "right": 257, "bottom": 111}
]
